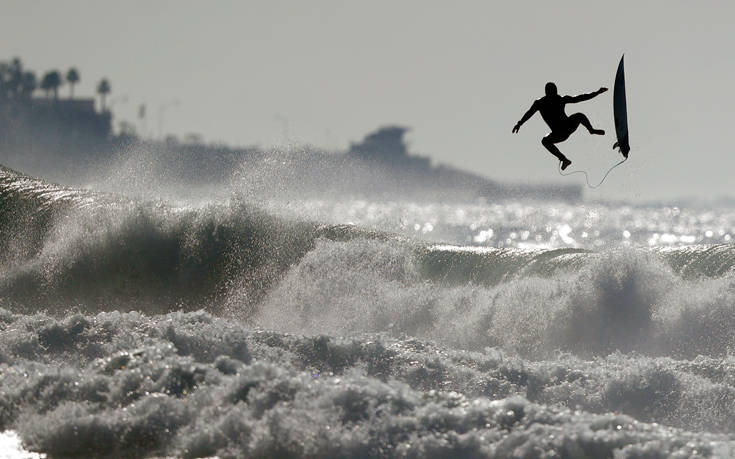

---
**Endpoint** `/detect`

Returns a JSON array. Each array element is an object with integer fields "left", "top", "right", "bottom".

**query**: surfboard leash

[{"left": 558, "top": 155, "right": 628, "bottom": 189}]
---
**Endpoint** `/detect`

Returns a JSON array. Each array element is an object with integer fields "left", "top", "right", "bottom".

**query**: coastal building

[
  {"left": 0, "top": 96, "right": 111, "bottom": 152},
  {"left": 349, "top": 125, "right": 431, "bottom": 169}
]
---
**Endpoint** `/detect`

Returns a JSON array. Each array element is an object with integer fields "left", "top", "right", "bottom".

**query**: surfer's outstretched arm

[
  {"left": 564, "top": 87, "right": 608, "bottom": 103},
  {"left": 512, "top": 101, "right": 539, "bottom": 133}
]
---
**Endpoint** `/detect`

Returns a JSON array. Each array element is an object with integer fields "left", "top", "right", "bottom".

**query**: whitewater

[{"left": 2, "top": 156, "right": 735, "bottom": 458}]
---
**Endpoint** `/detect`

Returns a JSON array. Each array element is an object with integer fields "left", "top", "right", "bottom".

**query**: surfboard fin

[{"left": 612, "top": 141, "right": 629, "bottom": 158}]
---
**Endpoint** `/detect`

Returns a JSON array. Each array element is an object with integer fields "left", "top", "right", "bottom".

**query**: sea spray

[
  {"left": 4, "top": 166, "right": 735, "bottom": 456},
  {"left": 254, "top": 238, "right": 735, "bottom": 361}
]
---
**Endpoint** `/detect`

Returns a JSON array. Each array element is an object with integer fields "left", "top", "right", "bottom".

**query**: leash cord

[{"left": 558, "top": 155, "right": 628, "bottom": 189}]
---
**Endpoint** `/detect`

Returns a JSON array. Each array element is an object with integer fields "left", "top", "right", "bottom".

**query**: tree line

[{"left": 0, "top": 57, "right": 112, "bottom": 110}]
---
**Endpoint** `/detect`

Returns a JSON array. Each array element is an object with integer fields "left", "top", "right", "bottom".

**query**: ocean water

[{"left": 2, "top": 163, "right": 735, "bottom": 457}]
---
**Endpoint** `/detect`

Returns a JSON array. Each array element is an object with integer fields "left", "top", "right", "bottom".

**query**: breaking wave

[
  {"left": 4, "top": 166, "right": 735, "bottom": 456},
  {"left": 255, "top": 238, "right": 735, "bottom": 359},
  {"left": 2, "top": 166, "right": 735, "bottom": 360}
]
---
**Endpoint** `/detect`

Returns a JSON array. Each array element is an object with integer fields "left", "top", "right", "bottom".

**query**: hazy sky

[{"left": 2, "top": 0, "right": 734, "bottom": 201}]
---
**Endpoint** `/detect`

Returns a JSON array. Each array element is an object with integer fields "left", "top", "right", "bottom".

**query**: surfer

[{"left": 512, "top": 83, "right": 608, "bottom": 170}]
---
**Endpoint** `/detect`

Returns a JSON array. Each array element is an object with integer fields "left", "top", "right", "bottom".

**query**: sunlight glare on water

[{"left": 264, "top": 198, "right": 735, "bottom": 249}]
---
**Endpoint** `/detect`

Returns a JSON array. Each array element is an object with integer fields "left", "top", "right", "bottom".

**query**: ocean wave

[
  {"left": 0, "top": 166, "right": 384, "bottom": 314},
  {"left": 2, "top": 309, "right": 735, "bottom": 457},
  {"left": 254, "top": 238, "right": 735, "bottom": 360},
  {"left": 3, "top": 167, "right": 735, "bottom": 362}
]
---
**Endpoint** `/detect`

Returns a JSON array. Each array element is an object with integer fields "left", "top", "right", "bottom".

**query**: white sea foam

[
  {"left": 0, "top": 431, "right": 44, "bottom": 459},
  {"left": 4, "top": 165, "right": 735, "bottom": 456},
  {"left": 3, "top": 309, "right": 735, "bottom": 457}
]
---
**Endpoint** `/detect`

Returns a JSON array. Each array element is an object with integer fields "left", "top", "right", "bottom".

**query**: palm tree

[
  {"left": 66, "top": 68, "right": 80, "bottom": 99},
  {"left": 97, "top": 78, "right": 111, "bottom": 111},
  {"left": 41, "top": 70, "right": 62, "bottom": 100},
  {"left": 1, "top": 58, "right": 33, "bottom": 102},
  {"left": 40, "top": 72, "right": 53, "bottom": 99},
  {"left": 20, "top": 71, "right": 36, "bottom": 99}
]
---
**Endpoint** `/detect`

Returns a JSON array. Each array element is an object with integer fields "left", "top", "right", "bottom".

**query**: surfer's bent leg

[
  {"left": 569, "top": 113, "right": 604, "bottom": 135},
  {"left": 541, "top": 134, "right": 569, "bottom": 162}
]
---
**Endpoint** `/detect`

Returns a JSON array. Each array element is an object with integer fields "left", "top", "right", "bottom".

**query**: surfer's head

[{"left": 545, "top": 82, "right": 557, "bottom": 96}]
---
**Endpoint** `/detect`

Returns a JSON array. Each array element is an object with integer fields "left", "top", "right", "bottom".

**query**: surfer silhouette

[{"left": 512, "top": 82, "right": 608, "bottom": 170}]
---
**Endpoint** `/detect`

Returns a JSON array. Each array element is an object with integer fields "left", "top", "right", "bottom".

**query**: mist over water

[{"left": 2, "top": 149, "right": 735, "bottom": 457}]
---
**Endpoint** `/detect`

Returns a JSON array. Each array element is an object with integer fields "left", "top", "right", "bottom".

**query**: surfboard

[{"left": 613, "top": 55, "right": 630, "bottom": 158}]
